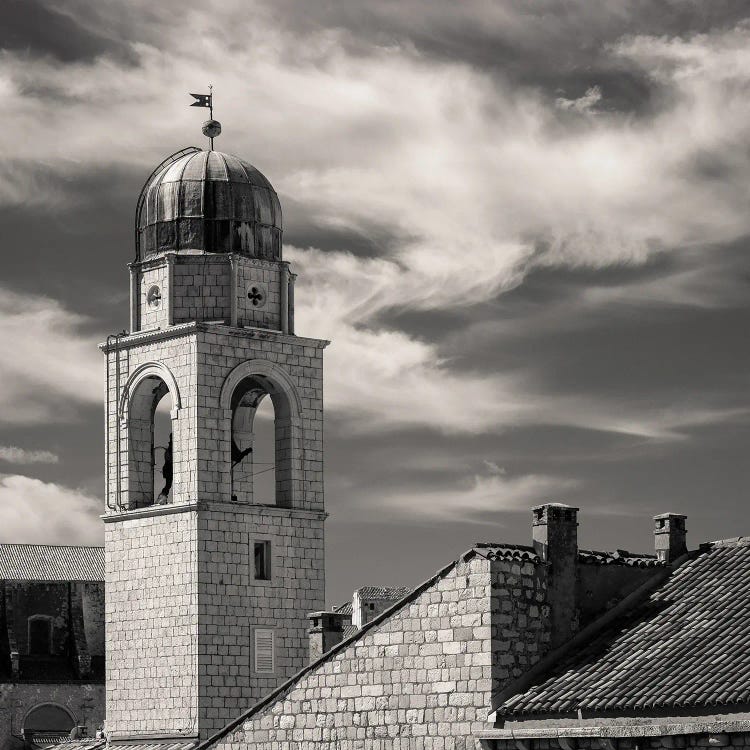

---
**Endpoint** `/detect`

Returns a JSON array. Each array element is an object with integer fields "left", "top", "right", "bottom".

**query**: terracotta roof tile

[{"left": 499, "top": 538, "right": 750, "bottom": 716}]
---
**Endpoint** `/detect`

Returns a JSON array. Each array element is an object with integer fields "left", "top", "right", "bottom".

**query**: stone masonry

[
  {"left": 198, "top": 505, "right": 673, "bottom": 750},
  {"left": 103, "top": 322, "right": 327, "bottom": 740},
  {"left": 202, "top": 550, "right": 549, "bottom": 750},
  {"left": 132, "top": 255, "right": 291, "bottom": 334}
]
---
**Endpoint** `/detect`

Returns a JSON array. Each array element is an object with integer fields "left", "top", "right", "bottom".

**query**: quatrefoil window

[
  {"left": 247, "top": 285, "right": 267, "bottom": 308},
  {"left": 146, "top": 285, "right": 162, "bottom": 308}
]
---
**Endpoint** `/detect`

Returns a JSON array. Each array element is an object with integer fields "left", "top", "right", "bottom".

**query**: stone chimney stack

[
  {"left": 532, "top": 503, "right": 579, "bottom": 648},
  {"left": 653, "top": 513, "right": 687, "bottom": 563},
  {"left": 308, "top": 611, "right": 345, "bottom": 662}
]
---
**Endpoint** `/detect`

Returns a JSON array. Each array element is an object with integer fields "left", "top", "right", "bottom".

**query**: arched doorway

[{"left": 23, "top": 703, "right": 75, "bottom": 740}]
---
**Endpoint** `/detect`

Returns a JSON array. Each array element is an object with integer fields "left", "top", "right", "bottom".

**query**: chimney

[
  {"left": 308, "top": 611, "right": 345, "bottom": 662},
  {"left": 532, "top": 503, "right": 579, "bottom": 648},
  {"left": 653, "top": 513, "right": 687, "bottom": 563}
]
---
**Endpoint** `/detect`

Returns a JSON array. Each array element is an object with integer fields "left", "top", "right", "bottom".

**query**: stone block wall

[
  {"left": 131, "top": 255, "right": 290, "bottom": 334},
  {"left": 0, "top": 682, "right": 105, "bottom": 749},
  {"left": 138, "top": 260, "right": 171, "bottom": 331},
  {"left": 105, "top": 324, "right": 325, "bottom": 512},
  {"left": 209, "top": 555, "right": 497, "bottom": 750},
  {"left": 81, "top": 583, "right": 105, "bottom": 661},
  {"left": 104, "top": 511, "right": 200, "bottom": 736},
  {"left": 194, "top": 327, "right": 325, "bottom": 511},
  {"left": 489, "top": 558, "right": 550, "bottom": 694},
  {"left": 235, "top": 258, "right": 283, "bottom": 330},
  {"left": 172, "top": 258, "right": 232, "bottom": 324},
  {"left": 105, "top": 330, "right": 199, "bottom": 509},
  {"left": 197, "top": 504, "right": 325, "bottom": 736}
]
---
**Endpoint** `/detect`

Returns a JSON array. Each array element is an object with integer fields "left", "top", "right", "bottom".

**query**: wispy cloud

[
  {"left": 0, "top": 474, "right": 102, "bottom": 545},
  {"left": 556, "top": 85, "right": 603, "bottom": 114},
  {"left": 0, "top": 288, "right": 101, "bottom": 425},
  {"left": 360, "top": 466, "right": 578, "bottom": 523},
  {"left": 0, "top": 446, "right": 59, "bottom": 464}
]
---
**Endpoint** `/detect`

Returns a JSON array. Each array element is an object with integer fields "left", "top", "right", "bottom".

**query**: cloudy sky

[{"left": 1, "top": 0, "right": 749, "bottom": 605}]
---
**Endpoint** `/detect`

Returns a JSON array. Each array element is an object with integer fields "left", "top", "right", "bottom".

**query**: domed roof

[{"left": 136, "top": 149, "right": 282, "bottom": 261}]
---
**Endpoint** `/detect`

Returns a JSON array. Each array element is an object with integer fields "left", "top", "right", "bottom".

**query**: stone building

[
  {"left": 193, "top": 507, "right": 750, "bottom": 750},
  {"left": 0, "top": 544, "right": 105, "bottom": 748},
  {"left": 49, "top": 144, "right": 750, "bottom": 750}
]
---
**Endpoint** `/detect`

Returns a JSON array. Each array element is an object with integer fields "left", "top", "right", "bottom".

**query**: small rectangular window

[
  {"left": 254, "top": 541, "right": 271, "bottom": 581},
  {"left": 254, "top": 629, "right": 274, "bottom": 673}
]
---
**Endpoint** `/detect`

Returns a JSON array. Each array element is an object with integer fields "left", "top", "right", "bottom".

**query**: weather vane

[{"left": 189, "top": 84, "right": 221, "bottom": 150}]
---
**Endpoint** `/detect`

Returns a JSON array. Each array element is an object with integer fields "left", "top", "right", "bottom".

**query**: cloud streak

[{"left": 0, "top": 446, "right": 59, "bottom": 464}]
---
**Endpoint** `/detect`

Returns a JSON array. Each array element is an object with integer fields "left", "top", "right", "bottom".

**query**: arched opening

[
  {"left": 23, "top": 703, "right": 75, "bottom": 738},
  {"left": 127, "top": 375, "right": 174, "bottom": 509},
  {"left": 231, "top": 375, "right": 291, "bottom": 506}
]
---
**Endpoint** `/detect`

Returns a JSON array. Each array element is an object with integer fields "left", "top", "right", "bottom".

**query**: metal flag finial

[{"left": 189, "top": 84, "right": 221, "bottom": 150}]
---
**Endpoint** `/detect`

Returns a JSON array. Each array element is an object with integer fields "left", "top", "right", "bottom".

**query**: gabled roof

[
  {"left": 334, "top": 601, "right": 353, "bottom": 616},
  {"left": 355, "top": 585, "right": 412, "bottom": 600},
  {"left": 0, "top": 544, "right": 104, "bottom": 582},
  {"left": 499, "top": 537, "right": 750, "bottom": 717}
]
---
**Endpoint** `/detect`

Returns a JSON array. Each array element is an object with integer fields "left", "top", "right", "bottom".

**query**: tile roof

[
  {"left": 49, "top": 742, "right": 196, "bottom": 750},
  {"left": 43, "top": 741, "right": 106, "bottom": 750},
  {"left": 355, "top": 585, "right": 412, "bottom": 600},
  {"left": 473, "top": 543, "right": 540, "bottom": 563},
  {"left": 499, "top": 538, "right": 750, "bottom": 716},
  {"left": 0, "top": 544, "right": 104, "bottom": 581},
  {"left": 473, "top": 543, "right": 659, "bottom": 567},
  {"left": 342, "top": 624, "right": 359, "bottom": 638},
  {"left": 334, "top": 601, "right": 353, "bottom": 616},
  {"left": 578, "top": 548, "right": 663, "bottom": 568}
]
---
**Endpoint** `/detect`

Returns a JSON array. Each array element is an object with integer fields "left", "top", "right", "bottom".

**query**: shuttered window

[{"left": 254, "top": 629, "right": 274, "bottom": 673}]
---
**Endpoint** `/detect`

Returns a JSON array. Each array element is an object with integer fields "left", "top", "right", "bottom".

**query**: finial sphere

[{"left": 202, "top": 119, "right": 222, "bottom": 138}]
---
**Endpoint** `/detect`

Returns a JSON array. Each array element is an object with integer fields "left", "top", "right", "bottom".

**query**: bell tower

[{"left": 102, "top": 148, "right": 327, "bottom": 741}]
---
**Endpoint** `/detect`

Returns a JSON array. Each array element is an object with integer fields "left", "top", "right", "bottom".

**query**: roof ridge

[
  {"left": 579, "top": 547, "right": 657, "bottom": 559},
  {"left": 702, "top": 536, "right": 750, "bottom": 549}
]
